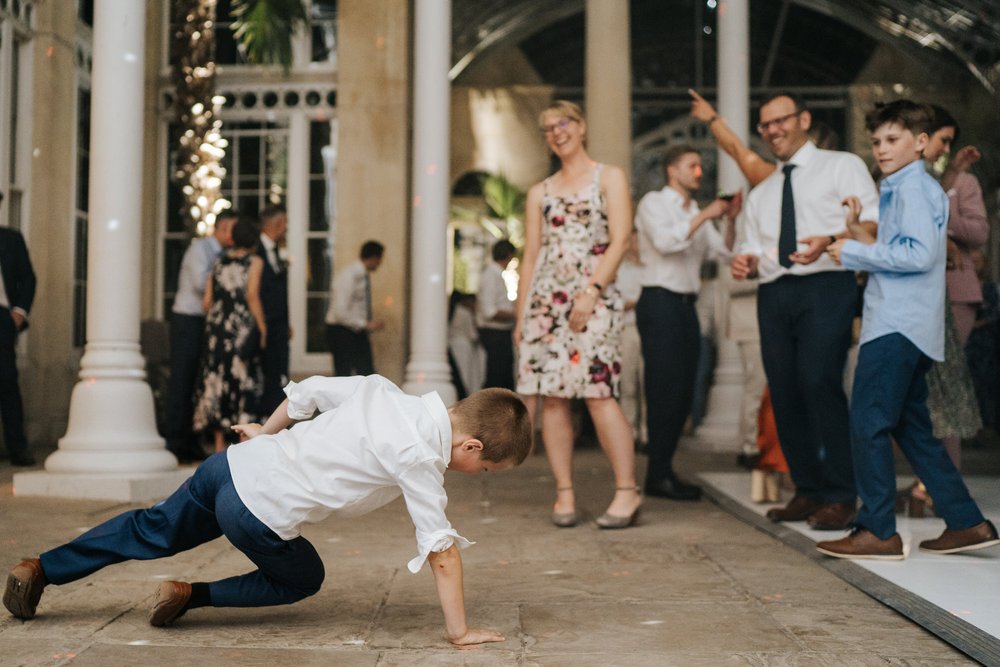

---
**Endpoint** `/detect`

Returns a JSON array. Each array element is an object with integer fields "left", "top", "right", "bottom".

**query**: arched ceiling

[{"left": 451, "top": 0, "right": 1000, "bottom": 96}]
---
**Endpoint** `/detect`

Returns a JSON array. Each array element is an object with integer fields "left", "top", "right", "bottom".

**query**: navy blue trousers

[
  {"left": 261, "top": 318, "right": 290, "bottom": 415},
  {"left": 479, "top": 327, "right": 515, "bottom": 390},
  {"left": 851, "top": 333, "right": 984, "bottom": 539},
  {"left": 757, "top": 272, "right": 856, "bottom": 504},
  {"left": 163, "top": 313, "right": 204, "bottom": 456},
  {"left": 636, "top": 287, "right": 700, "bottom": 486},
  {"left": 0, "top": 307, "right": 29, "bottom": 459},
  {"left": 39, "top": 453, "right": 324, "bottom": 608}
]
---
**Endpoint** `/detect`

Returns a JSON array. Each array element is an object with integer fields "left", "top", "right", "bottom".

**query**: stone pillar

[
  {"left": 401, "top": 0, "right": 456, "bottom": 404},
  {"left": 584, "top": 0, "right": 631, "bottom": 178},
  {"left": 15, "top": 0, "right": 189, "bottom": 501},
  {"left": 335, "top": 0, "right": 410, "bottom": 384},
  {"left": 686, "top": 0, "right": 751, "bottom": 452},
  {"left": 716, "top": 0, "right": 750, "bottom": 194}
]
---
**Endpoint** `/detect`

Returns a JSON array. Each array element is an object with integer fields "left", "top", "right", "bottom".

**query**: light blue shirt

[
  {"left": 172, "top": 235, "right": 223, "bottom": 316},
  {"left": 840, "top": 159, "right": 949, "bottom": 361}
]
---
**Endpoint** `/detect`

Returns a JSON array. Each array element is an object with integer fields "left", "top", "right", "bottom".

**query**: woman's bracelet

[{"left": 708, "top": 115, "right": 721, "bottom": 125}]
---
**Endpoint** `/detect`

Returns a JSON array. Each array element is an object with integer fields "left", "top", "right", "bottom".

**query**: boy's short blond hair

[{"left": 451, "top": 388, "right": 532, "bottom": 465}]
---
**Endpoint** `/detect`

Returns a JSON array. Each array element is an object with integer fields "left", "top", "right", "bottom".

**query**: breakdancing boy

[
  {"left": 821, "top": 100, "right": 998, "bottom": 559},
  {"left": 4, "top": 375, "right": 532, "bottom": 645}
]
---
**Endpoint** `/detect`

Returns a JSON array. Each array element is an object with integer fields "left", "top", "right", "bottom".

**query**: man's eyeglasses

[
  {"left": 540, "top": 117, "right": 575, "bottom": 135},
  {"left": 756, "top": 111, "right": 801, "bottom": 135}
]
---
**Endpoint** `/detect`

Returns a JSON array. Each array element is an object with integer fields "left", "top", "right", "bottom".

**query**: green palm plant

[
  {"left": 231, "top": 0, "right": 310, "bottom": 72},
  {"left": 481, "top": 174, "right": 526, "bottom": 248}
]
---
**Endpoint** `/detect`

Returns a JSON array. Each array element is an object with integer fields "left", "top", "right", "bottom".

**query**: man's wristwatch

[{"left": 583, "top": 282, "right": 603, "bottom": 298}]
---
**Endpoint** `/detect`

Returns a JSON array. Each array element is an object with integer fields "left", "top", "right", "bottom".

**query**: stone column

[
  {"left": 716, "top": 0, "right": 750, "bottom": 193},
  {"left": 686, "top": 0, "right": 751, "bottom": 452},
  {"left": 584, "top": 0, "right": 631, "bottom": 178},
  {"left": 401, "top": 0, "right": 456, "bottom": 404},
  {"left": 15, "top": 0, "right": 189, "bottom": 501}
]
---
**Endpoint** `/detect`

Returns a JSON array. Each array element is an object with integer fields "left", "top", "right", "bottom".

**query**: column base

[
  {"left": 13, "top": 468, "right": 195, "bottom": 503},
  {"left": 402, "top": 357, "right": 457, "bottom": 405}
]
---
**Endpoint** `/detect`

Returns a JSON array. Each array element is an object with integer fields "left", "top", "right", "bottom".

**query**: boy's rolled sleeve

[
  {"left": 841, "top": 193, "right": 939, "bottom": 274},
  {"left": 396, "top": 460, "right": 473, "bottom": 573},
  {"left": 283, "top": 375, "right": 367, "bottom": 419}
]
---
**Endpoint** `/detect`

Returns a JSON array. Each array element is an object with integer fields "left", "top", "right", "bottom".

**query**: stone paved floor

[{"left": 0, "top": 448, "right": 974, "bottom": 666}]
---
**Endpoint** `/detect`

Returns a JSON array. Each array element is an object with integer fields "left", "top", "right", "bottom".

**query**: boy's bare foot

[
  {"left": 149, "top": 581, "right": 193, "bottom": 627},
  {"left": 3, "top": 558, "right": 47, "bottom": 619},
  {"left": 450, "top": 627, "right": 505, "bottom": 646}
]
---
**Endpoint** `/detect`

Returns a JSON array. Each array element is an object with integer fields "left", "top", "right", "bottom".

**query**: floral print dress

[
  {"left": 517, "top": 164, "right": 623, "bottom": 398},
  {"left": 193, "top": 251, "right": 263, "bottom": 433}
]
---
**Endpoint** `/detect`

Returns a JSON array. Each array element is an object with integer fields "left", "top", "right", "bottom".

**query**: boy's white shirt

[{"left": 226, "top": 375, "right": 472, "bottom": 573}]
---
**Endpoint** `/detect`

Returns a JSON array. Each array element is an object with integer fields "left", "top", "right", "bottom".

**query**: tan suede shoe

[
  {"left": 919, "top": 520, "right": 1000, "bottom": 555},
  {"left": 816, "top": 529, "right": 904, "bottom": 560}
]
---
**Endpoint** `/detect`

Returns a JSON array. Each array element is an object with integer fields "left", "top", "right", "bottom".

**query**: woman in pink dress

[{"left": 515, "top": 100, "right": 641, "bottom": 529}]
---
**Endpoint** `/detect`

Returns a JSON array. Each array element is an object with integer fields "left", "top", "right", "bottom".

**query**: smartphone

[{"left": 718, "top": 192, "right": 736, "bottom": 202}]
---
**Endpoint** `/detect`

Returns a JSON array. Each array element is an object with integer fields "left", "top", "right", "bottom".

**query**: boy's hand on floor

[
  {"left": 449, "top": 628, "right": 505, "bottom": 646},
  {"left": 231, "top": 423, "right": 263, "bottom": 442}
]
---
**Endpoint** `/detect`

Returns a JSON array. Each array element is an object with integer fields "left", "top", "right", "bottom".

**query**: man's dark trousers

[
  {"left": 257, "top": 247, "right": 290, "bottom": 415},
  {"left": 39, "top": 452, "right": 324, "bottom": 607},
  {"left": 164, "top": 313, "right": 205, "bottom": 458},
  {"left": 757, "top": 271, "right": 857, "bottom": 504},
  {"left": 478, "top": 327, "right": 514, "bottom": 389},
  {"left": 327, "top": 324, "right": 373, "bottom": 376},
  {"left": 636, "top": 287, "right": 700, "bottom": 487},
  {"left": 851, "top": 333, "right": 984, "bottom": 539},
  {"left": 0, "top": 307, "right": 29, "bottom": 460}
]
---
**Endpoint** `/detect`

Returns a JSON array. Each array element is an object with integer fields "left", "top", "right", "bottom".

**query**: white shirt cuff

[
  {"left": 282, "top": 380, "right": 316, "bottom": 420},
  {"left": 406, "top": 529, "right": 474, "bottom": 573}
]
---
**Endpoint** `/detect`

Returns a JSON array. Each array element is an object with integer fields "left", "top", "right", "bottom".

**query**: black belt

[{"left": 643, "top": 286, "right": 697, "bottom": 304}]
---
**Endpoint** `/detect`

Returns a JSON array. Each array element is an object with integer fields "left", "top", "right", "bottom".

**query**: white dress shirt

[
  {"left": 739, "top": 141, "right": 879, "bottom": 283},
  {"left": 259, "top": 233, "right": 281, "bottom": 273},
  {"left": 475, "top": 263, "right": 514, "bottom": 330},
  {"left": 635, "top": 186, "right": 730, "bottom": 294},
  {"left": 227, "top": 375, "right": 471, "bottom": 573},
  {"left": 325, "top": 260, "right": 369, "bottom": 331},
  {"left": 172, "top": 236, "right": 223, "bottom": 316}
]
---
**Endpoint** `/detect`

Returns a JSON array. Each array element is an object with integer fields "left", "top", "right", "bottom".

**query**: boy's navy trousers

[
  {"left": 851, "top": 333, "right": 984, "bottom": 539},
  {"left": 39, "top": 452, "right": 324, "bottom": 607}
]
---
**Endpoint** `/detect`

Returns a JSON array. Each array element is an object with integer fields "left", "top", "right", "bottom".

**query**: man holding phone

[
  {"left": 732, "top": 92, "right": 878, "bottom": 530},
  {"left": 635, "top": 144, "right": 739, "bottom": 500}
]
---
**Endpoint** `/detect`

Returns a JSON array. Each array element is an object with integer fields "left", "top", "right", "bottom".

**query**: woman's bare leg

[
  {"left": 542, "top": 397, "right": 576, "bottom": 514},
  {"left": 586, "top": 397, "right": 642, "bottom": 518}
]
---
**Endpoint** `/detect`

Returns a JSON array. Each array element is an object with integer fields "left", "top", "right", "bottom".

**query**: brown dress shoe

[
  {"left": 765, "top": 496, "right": 823, "bottom": 522},
  {"left": 3, "top": 558, "right": 47, "bottom": 619},
  {"left": 816, "top": 529, "right": 904, "bottom": 560},
  {"left": 807, "top": 502, "right": 857, "bottom": 531},
  {"left": 149, "top": 581, "right": 193, "bottom": 627},
  {"left": 919, "top": 520, "right": 1000, "bottom": 555}
]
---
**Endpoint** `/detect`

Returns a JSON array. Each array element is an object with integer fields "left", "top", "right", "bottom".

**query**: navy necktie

[{"left": 778, "top": 164, "right": 797, "bottom": 268}]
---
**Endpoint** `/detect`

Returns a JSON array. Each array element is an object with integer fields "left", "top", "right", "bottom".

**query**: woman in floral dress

[
  {"left": 193, "top": 218, "right": 267, "bottom": 453},
  {"left": 515, "top": 100, "right": 641, "bottom": 529}
]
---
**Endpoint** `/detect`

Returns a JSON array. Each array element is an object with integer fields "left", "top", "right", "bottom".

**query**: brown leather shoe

[
  {"left": 919, "top": 520, "right": 1000, "bottom": 555},
  {"left": 807, "top": 502, "right": 857, "bottom": 531},
  {"left": 3, "top": 558, "right": 47, "bottom": 619},
  {"left": 149, "top": 581, "right": 193, "bottom": 627},
  {"left": 816, "top": 529, "right": 904, "bottom": 560},
  {"left": 765, "top": 496, "right": 823, "bottom": 522}
]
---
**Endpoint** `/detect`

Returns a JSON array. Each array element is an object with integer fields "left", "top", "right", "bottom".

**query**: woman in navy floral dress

[
  {"left": 193, "top": 218, "right": 267, "bottom": 453},
  {"left": 515, "top": 100, "right": 641, "bottom": 529}
]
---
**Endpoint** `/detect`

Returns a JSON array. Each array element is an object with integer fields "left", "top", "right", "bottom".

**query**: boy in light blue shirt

[{"left": 819, "top": 100, "right": 998, "bottom": 560}]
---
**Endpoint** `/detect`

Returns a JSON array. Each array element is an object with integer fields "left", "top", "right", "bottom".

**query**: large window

[
  {"left": 163, "top": 119, "right": 289, "bottom": 316},
  {"left": 305, "top": 119, "right": 336, "bottom": 353},
  {"left": 0, "top": 5, "right": 34, "bottom": 232},
  {"left": 73, "top": 87, "right": 90, "bottom": 348}
]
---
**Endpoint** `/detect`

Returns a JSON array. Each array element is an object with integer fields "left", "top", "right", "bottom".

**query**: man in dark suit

[
  {"left": 256, "top": 205, "right": 290, "bottom": 414},
  {"left": 0, "top": 192, "right": 37, "bottom": 466}
]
